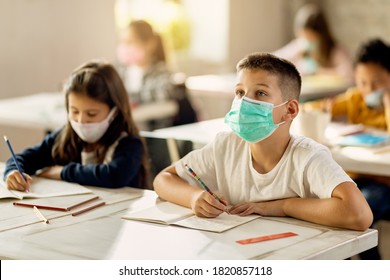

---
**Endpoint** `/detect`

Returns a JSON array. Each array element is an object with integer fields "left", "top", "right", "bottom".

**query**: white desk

[
  {"left": 154, "top": 118, "right": 390, "bottom": 177},
  {"left": 0, "top": 92, "right": 178, "bottom": 131},
  {"left": 186, "top": 73, "right": 351, "bottom": 120},
  {"left": 0, "top": 185, "right": 377, "bottom": 260}
]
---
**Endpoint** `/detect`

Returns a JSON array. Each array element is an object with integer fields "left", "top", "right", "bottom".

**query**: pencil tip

[{"left": 3, "top": 135, "right": 7, "bottom": 141}]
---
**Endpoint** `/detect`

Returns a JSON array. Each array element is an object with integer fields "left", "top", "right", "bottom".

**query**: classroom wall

[
  {"left": 227, "top": 0, "right": 287, "bottom": 70},
  {"left": 175, "top": 0, "right": 287, "bottom": 75},
  {"left": 0, "top": 0, "right": 117, "bottom": 99},
  {"left": 1, "top": 0, "right": 390, "bottom": 99},
  {"left": 321, "top": 0, "right": 390, "bottom": 56}
]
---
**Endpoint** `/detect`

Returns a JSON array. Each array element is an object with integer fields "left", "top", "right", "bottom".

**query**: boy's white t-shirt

[{"left": 175, "top": 131, "right": 354, "bottom": 205}]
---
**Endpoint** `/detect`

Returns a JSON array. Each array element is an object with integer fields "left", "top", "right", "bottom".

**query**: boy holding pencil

[{"left": 154, "top": 52, "right": 373, "bottom": 231}]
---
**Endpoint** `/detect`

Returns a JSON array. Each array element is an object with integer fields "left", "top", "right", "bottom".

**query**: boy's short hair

[
  {"left": 236, "top": 52, "right": 301, "bottom": 101},
  {"left": 355, "top": 38, "right": 390, "bottom": 73}
]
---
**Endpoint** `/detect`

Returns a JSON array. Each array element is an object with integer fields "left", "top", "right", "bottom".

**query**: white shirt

[{"left": 176, "top": 131, "right": 354, "bottom": 205}]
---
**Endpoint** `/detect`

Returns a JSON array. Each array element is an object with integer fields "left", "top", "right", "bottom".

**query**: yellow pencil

[{"left": 33, "top": 206, "right": 49, "bottom": 224}]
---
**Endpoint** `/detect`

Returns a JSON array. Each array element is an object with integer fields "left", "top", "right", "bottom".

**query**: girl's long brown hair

[{"left": 52, "top": 61, "right": 150, "bottom": 187}]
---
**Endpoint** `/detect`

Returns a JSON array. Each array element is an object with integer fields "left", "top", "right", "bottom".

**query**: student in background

[
  {"left": 154, "top": 52, "right": 372, "bottom": 231},
  {"left": 305, "top": 38, "right": 390, "bottom": 259},
  {"left": 116, "top": 19, "right": 175, "bottom": 130},
  {"left": 4, "top": 61, "right": 149, "bottom": 191},
  {"left": 274, "top": 3, "right": 353, "bottom": 82},
  {"left": 319, "top": 39, "right": 390, "bottom": 131}
]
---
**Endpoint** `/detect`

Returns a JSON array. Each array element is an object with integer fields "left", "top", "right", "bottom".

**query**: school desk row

[
  {"left": 0, "top": 90, "right": 388, "bottom": 177},
  {"left": 0, "top": 182, "right": 377, "bottom": 260},
  {"left": 153, "top": 118, "right": 390, "bottom": 177},
  {"left": 0, "top": 73, "right": 349, "bottom": 130},
  {"left": 0, "top": 92, "right": 177, "bottom": 162}
]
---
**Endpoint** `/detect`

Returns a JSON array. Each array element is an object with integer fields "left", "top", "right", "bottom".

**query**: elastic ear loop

[{"left": 274, "top": 100, "right": 289, "bottom": 126}]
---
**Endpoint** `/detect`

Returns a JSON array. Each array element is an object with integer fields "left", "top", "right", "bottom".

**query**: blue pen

[{"left": 3, "top": 136, "right": 27, "bottom": 185}]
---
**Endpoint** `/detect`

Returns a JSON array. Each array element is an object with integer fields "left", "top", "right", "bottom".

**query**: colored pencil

[
  {"left": 66, "top": 196, "right": 100, "bottom": 210},
  {"left": 184, "top": 164, "right": 226, "bottom": 205},
  {"left": 14, "top": 202, "right": 68, "bottom": 212},
  {"left": 12, "top": 196, "right": 100, "bottom": 212},
  {"left": 71, "top": 201, "right": 106, "bottom": 216},
  {"left": 33, "top": 206, "right": 49, "bottom": 224}
]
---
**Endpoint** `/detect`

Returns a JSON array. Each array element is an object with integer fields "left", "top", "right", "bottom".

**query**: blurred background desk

[
  {"left": 154, "top": 118, "right": 390, "bottom": 177},
  {"left": 0, "top": 92, "right": 177, "bottom": 161},
  {"left": 186, "top": 73, "right": 351, "bottom": 120}
]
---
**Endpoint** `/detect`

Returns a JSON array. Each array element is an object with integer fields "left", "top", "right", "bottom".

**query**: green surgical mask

[{"left": 224, "top": 97, "right": 287, "bottom": 143}]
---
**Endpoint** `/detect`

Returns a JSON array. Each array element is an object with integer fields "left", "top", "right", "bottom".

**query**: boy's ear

[{"left": 284, "top": 99, "right": 299, "bottom": 121}]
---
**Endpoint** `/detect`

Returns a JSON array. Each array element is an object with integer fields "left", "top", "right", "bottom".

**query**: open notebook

[
  {"left": 122, "top": 201, "right": 260, "bottom": 233},
  {"left": 0, "top": 177, "right": 92, "bottom": 199}
]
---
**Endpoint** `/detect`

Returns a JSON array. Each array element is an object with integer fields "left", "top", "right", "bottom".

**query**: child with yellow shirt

[
  {"left": 307, "top": 38, "right": 390, "bottom": 259},
  {"left": 309, "top": 39, "right": 390, "bottom": 130},
  {"left": 330, "top": 87, "right": 387, "bottom": 129}
]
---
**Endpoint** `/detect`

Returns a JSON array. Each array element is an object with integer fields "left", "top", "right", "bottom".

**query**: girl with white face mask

[
  {"left": 273, "top": 3, "right": 353, "bottom": 83},
  {"left": 4, "top": 62, "right": 149, "bottom": 191}
]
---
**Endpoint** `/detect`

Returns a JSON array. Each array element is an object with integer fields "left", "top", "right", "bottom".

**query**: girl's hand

[
  {"left": 36, "top": 165, "right": 64, "bottom": 180},
  {"left": 190, "top": 190, "right": 228, "bottom": 218},
  {"left": 5, "top": 170, "right": 32, "bottom": 192}
]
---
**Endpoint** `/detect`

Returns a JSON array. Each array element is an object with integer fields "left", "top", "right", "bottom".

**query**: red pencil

[
  {"left": 71, "top": 201, "right": 106, "bottom": 216},
  {"left": 13, "top": 202, "right": 68, "bottom": 212},
  {"left": 13, "top": 196, "right": 100, "bottom": 212},
  {"left": 66, "top": 196, "right": 99, "bottom": 210}
]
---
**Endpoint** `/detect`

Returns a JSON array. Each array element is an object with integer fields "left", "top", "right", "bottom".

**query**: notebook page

[
  {"left": 0, "top": 186, "right": 19, "bottom": 199},
  {"left": 173, "top": 213, "right": 260, "bottom": 233},
  {"left": 6, "top": 177, "right": 92, "bottom": 199},
  {"left": 122, "top": 201, "right": 194, "bottom": 224}
]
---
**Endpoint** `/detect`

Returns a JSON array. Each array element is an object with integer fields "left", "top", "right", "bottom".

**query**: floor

[{"left": 352, "top": 220, "right": 390, "bottom": 260}]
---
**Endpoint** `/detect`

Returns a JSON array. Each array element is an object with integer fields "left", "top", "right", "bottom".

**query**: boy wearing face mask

[
  {"left": 154, "top": 52, "right": 372, "bottom": 232},
  {"left": 3, "top": 62, "right": 149, "bottom": 191}
]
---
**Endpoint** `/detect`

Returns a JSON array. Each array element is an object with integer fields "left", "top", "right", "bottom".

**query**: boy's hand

[
  {"left": 5, "top": 170, "right": 32, "bottom": 192},
  {"left": 229, "top": 200, "right": 287, "bottom": 217},
  {"left": 190, "top": 190, "right": 227, "bottom": 218}
]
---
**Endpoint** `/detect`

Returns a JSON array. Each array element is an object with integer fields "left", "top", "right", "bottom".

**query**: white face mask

[
  {"left": 364, "top": 89, "right": 384, "bottom": 109},
  {"left": 69, "top": 107, "right": 117, "bottom": 143}
]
